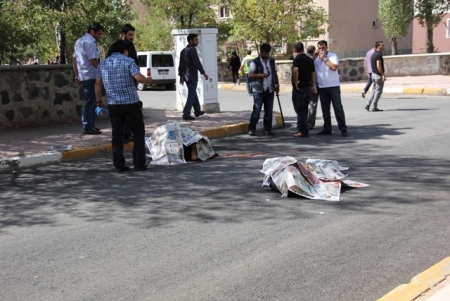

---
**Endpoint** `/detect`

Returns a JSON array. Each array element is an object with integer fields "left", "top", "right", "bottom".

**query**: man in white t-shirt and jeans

[{"left": 313, "top": 40, "right": 348, "bottom": 137}]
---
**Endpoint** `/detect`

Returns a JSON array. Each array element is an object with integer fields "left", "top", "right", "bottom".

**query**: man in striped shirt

[{"left": 95, "top": 40, "right": 152, "bottom": 172}]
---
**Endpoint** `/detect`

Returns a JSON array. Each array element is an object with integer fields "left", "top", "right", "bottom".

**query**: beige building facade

[{"left": 412, "top": 13, "right": 450, "bottom": 53}]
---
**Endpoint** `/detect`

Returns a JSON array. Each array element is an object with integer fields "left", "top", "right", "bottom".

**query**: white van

[{"left": 137, "top": 51, "right": 176, "bottom": 90}]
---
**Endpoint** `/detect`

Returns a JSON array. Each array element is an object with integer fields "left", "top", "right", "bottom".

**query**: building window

[
  {"left": 219, "top": 6, "right": 228, "bottom": 18},
  {"left": 447, "top": 19, "right": 450, "bottom": 38}
]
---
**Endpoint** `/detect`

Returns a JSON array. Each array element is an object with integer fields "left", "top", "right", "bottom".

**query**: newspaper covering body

[
  {"left": 262, "top": 157, "right": 368, "bottom": 201},
  {"left": 147, "top": 122, "right": 216, "bottom": 164}
]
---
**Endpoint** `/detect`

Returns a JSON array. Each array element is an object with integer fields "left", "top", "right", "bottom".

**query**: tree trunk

[
  {"left": 59, "top": 30, "right": 67, "bottom": 64},
  {"left": 426, "top": 26, "right": 434, "bottom": 53},
  {"left": 391, "top": 39, "right": 397, "bottom": 55}
]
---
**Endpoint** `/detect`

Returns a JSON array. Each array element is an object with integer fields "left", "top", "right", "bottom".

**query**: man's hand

[
  {"left": 311, "top": 86, "right": 317, "bottom": 94},
  {"left": 180, "top": 77, "right": 185, "bottom": 85},
  {"left": 295, "top": 81, "right": 300, "bottom": 91},
  {"left": 381, "top": 75, "right": 386, "bottom": 81},
  {"left": 146, "top": 76, "right": 152, "bottom": 85},
  {"left": 275, "top": 85, "right": 280, "bottom": 93},
  {"left": 203, "top": 73, "right": 209, "bottom": 80},
  {"left": 74, "top": 75, "right": 80, "bottom": 83}
]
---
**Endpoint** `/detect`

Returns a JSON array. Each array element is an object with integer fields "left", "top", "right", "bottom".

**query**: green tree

[
  {"left": 1, "top": 0, "right": 134, "bottom": 64},
  {"left": 226, "top": 0, "right": 328, "bottom": 47},
  {"left": 133, "top": 8, "right": 174, "bottom": 51},
  {"left": 415, "top": 0, "right": 450, "bottom": 53},
  {"left": 142, "top": 0, "right": 220, "bottom": 29},
  {"left": 378, "top": 0, "right": 414, "bottom": 55}
]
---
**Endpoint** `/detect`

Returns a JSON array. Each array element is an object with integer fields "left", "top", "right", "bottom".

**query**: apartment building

[{"left": 129, "top": 0, "right": 449, "bottom": 57}]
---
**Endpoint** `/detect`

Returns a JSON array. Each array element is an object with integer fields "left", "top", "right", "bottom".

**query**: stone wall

[
  {"left": 218, "top": 52, "right": 450, "bottom": 84},
  {"left": 0, "top": 65, "right": 81, "bottom": 129},
  {"left": 1, "top": 52, "right": 449, "bottom": 129}
]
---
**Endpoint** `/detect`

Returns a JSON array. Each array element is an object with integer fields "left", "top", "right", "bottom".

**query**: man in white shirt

[
  {"left": 313, "top": 40, "right": 348, "bottom": 137},
  {"left": 73, "top": 22, "right": 103, "bottom": 135}
]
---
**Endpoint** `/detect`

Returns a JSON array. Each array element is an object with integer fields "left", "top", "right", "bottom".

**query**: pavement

[{"left": 1, "top": 74, "right": 449, "bottom": 300}]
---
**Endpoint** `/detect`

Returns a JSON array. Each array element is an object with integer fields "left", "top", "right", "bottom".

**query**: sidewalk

[
  {"left": 219, "top": 74, "right": 450, "bottom": 96},
  {"left": 0, "top": 108, "right": 283, "bottom": 173}
]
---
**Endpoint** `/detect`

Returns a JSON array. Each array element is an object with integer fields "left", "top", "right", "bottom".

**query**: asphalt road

[{"left": 1, "top": 91, "right": 450, "bottom": 301}]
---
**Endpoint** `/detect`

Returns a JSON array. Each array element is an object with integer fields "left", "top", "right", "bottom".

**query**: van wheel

[
  {"left": 137, "top": 83, "right": 147, "bottom": 91},
  {"left": 165, "top": 83, "right": 175, "bottom": 90}
]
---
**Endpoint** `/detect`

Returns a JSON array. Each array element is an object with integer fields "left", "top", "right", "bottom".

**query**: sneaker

[
  {"left": 362, "top": 91, "right": 366, "bottom": 98},
  {"left": 264, "top": 131, "right": 275, "bottom": 136},
  {"left": 364, "top": 105, "right": 370, "bottom": 112},
  {"left": 372, "top": 108, "right": 383, "bottom": 112},
  {"left": 194, "top": 111, "right": 205, "bottom": 117},
  {"left": 183, "top": 116, "right": 195, "bottom": 120},
  {"left": 248, "top": 130, "right": 256, "bottom": 136}
]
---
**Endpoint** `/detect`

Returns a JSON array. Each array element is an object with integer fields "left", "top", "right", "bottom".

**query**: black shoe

[
  {"left": 94, "top": 126, "right": 101, "bottom": 132},
  {"left": 308, "top": 125, "right": 315, "bottom": 130},
  {"left": 341, "top": 131, "right": 348, "bottom": 137},
  {"left": 134, "top": 164, "right": 148, "bottom": 171},
  {"left": 183, "top": 116, "right": 196, "bottom": 120},
  {"left": 317, "top": 130, "right": 332, "bottom": 135},
  {"left": 365, "top": 105, "right": 370, "bottom": 112},
  {"left": 83, "top": 129, "right": 102, "bottom": 135},
  {"left": 194, "top": 111, "right": 205, "bottom": 117},
  {"left": 116, "top": 166, "right": 130, "bottom": 172},
  {"left": 372, "top": 108, "right": 383, "bottom": 112},
  {"left": 248, "top": 130, "right": 256, "bottom": 136},
  {"left": 264, "top": 131, "right": 274, "bottom": 136}
]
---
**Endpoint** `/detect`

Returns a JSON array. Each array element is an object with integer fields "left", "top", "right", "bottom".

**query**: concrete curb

[
  {"left": 377, "top": 257, "right": 450, "bottom": 301},
  {"left": 0, "top": 113, "right": 283, "bottom": 173},
  {"left": 218, "top": 84, "right": 450, "bottom": 96}
]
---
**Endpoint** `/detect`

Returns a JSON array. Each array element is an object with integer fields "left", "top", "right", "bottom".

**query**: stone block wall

[
  {"left": 1, "top": 53, "right": 449, "bottom": 129},
  {"left": 0, "top": 65, "right": 81, "bottom": 129},
  {"left": 218, "top": 53, "right": 450, "bottom": 84}
]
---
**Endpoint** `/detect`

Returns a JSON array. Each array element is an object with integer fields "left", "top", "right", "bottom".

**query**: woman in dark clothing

[{"left": 228, "top": 51, "right": 241, "bottom": 85}]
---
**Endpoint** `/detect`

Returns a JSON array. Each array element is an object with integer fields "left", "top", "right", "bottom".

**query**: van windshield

[{"left": 152, "top": 55, "right": 174, "bottom": 67}]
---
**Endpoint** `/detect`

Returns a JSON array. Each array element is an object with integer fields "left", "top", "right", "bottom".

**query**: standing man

[
  {"left": 178, "top": 33, "right": 209, "bottom": 121},
  {"left": 73, "top": 22, "right": 104, "bottom": 135},
  {"left": 247, "top": 43, "right": 280, "bottom": 136},
  {"left": 306, "top": 45, "right": 319, "bottom": 130},
  {"left": 292, "top": 42, "right": 316, "bottom": 138},
  {"left": 238, "top": 50, "right": 256, "bottom": 96},
  {"left": 228, "top": 50, "right": 241, "bottom": 85},
  {"left": 121, "top": 24, "right": 139, "bottom": 143},
  {"left": 365, "top": 41, "right": 385, "bottom": 112},
  {"left": 95, "top": 40, "right": 152, "bottom": 172},
  {"left": 314, "top": 40, "right": 348, "bottom": 137},
  {"left": 362, "top": 44, "right": 375, "bottom": 98}
]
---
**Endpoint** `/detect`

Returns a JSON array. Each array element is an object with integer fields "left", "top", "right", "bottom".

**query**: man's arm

[
  {"left": 376, "top": 59, "right": 385, "bottom": 81},
  {"left": 72, "top": 57, "right": 79, "bottom": 83},
  {"left": 134, "top": 73, "right": 152, "bottom": 85},
  {"left": 189, "top": 48, "right": 208, "bottom": 79},
  {"left": 95, "top": 78, "right": 103, "bottom": 106},
  {"left": 292, "top": 67, "right": 299, "bottom": 90},
  {"left": 89, "top": 58, "right": 99, "bottom": 69},
  {"left": 311, "top": 72, "right": 317, "bottom": 94}
]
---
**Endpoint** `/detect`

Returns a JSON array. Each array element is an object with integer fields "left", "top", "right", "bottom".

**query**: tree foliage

[
  {"left": 378, "top": 0, "right": 414, "bottom": 55},
  {"left": 0, "top": 0, "right": 134, "bottom": 64},
  {"left": 225, "top": 0, "right": 328, "bottom": 46},
  {"left": 415, "top": 0, "right": 450, "bottom": 53}
]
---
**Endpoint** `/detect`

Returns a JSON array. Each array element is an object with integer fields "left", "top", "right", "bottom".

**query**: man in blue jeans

[
  {"left": 178, "top": 33, "right": 209, "bottom": 121},
  {"left": 247, "top": 43, "right": 280, "bottom": 136},
  {"left": 73, "top": 22, "right": 104, "bottom": 135},
  {"left": 313, "top": 40, "right": 348, "bottom": 137}
]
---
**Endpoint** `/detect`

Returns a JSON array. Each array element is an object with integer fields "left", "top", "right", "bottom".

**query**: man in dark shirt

[
  {"left": 178, "top": 33, "right": 209, "bottom": 120},
  {"left": 121, "top": 24, "right": 139, "bottom": 142},
  {"left": 365, "top": 41, "right": 385, "bottom": 112},
  {"left": 292, "top": 42, "right": 316, "bottom": 137}
]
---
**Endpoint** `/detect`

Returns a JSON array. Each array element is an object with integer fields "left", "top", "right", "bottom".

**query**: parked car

[{"left": 137, "top": 51, "right": 176, "bottom": 90}]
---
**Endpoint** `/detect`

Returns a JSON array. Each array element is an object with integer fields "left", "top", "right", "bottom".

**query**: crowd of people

[{"left": 69, "top": 19, "right": 384, "bottom": 172}]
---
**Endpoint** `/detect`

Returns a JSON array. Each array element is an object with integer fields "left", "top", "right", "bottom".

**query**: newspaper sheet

[
  {"left": 262, "top": 157, "right": 367, "bottom": 201},
  {"left": 147, "top": 122, "right": 216, "bottom": 165}
]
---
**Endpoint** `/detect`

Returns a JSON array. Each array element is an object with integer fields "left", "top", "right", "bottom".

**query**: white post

[{"left": 171, "top": 28, "right": 220, "bottom": 113}]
